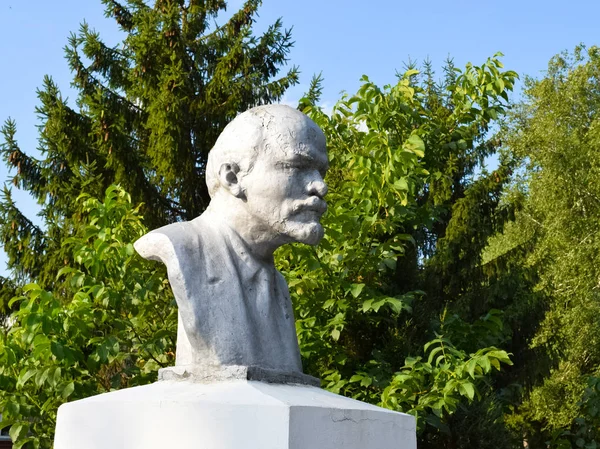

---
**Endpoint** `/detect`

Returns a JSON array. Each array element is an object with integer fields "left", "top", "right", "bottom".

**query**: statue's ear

[{"left": 218, "top": 163, "right": 244, "bottom": 199}]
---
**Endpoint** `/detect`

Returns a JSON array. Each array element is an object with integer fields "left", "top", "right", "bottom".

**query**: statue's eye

[{"left": 279, "top": 162, "right": 301, "bottom": 171}]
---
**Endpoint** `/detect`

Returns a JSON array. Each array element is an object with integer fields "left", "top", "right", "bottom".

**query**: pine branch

[
  {"left": 0, "top": 187, "right": 46, "bottom": 282},
  {"left": 102, "top": 0, "right": 135, "bottom": 31},
  {"left": 0, "top": 119, "right": 46, "bottom": 198},
  {"left": 299, "top": 72, "right": 325, "bottom": 109}
]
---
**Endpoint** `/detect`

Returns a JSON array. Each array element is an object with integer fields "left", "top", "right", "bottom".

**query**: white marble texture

[
  {"left": 134, "top": 105, "right": 329, "bottom": 381},
  {"left": 54, "top": 381, "right": 416, "bottom": 449}
]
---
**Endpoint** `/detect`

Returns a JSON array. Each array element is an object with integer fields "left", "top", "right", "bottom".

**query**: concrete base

[
  {"left": 54, "top": 381, "right": 416, "bottom": 449},
  {"left": 158, "top": 364, "right": 321, "bottom": 387}
]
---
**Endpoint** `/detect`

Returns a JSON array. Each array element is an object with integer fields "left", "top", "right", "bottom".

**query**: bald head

[{"left": 206, "top": 104, "right": 326, "bottom": 198}]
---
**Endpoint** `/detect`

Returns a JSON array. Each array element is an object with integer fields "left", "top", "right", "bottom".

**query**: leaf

[
  {"left": 403, "top": 134, "right": 425, "bottom": 157},
  {"left": 360, "top": 376, "right": 373, "bottom": 387},
  {"left": 22, "top": 283, "right": 41, "bottom": 293},
  {"left": 52, "top": 366, "right": 62, "bottom": 387},
  {"left": 403, "top": 69, "right": 420, "bottom": 78},
  {"left": 62, "top": 382, "right": 75, "bottom": 399},
  {"left": 350, "top": 283, "right": 365, "bottom": 298},
  {"left": 393, "top": 178, "right": 408, "bottom": 191},
  {"left": 385, "top": 297, "right": 407, "bottom": 314},
  {"left": 487, "top": 350, "right": 512, "bottom": 364},
  {"left": 425, "top": 414, "right": 450, "bottom": 434},
  {"left": 56, "top": 266, "right": 75, "bottom": 280},
  {"left": 8, "top": 295, "right": 22, "bottom": 308},
  {"left": 13, "top": 437, "right": 34, "bottom": 449},
  {"left": 307, "top": 258, "right": 321, "bottom": 271},
  {"left": 18, "top": 368, "right": 37, "bottom": 387},
  {"left": 97, "top": 343, "right": 109, "bottom": 362},
  {"left": 6, "top": 401, "right": 20, "bottom": 416},
  {"left": 51, "top": 341, "right": 65, "bottom": 360},
  {"left": 477, "top": 355, "right": 491, "bottom": 373},
  {"left": 459, "top": 381, "right": 475, "bottom": 400},
  {"left": 427, "top": 346, "right": 444, "bottom": 365},
  {"left": 9, "top": 423, "right": 28, "bottom": 442},
  {"left": 36, "top": 367, "right": 51, "bottom": 387},
  {"left": 323, "top": 299, "right": 335, "bottom": 309},
  {"left": 466, "top": 359, "right": 478, "bottom": 378},
  {"left": 490, "top": 358, "right": 500, "bottom": 370}
]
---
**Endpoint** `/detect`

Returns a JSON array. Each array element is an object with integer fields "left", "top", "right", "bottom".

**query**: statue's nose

[{"left": 307, "top": 174, "right": 328, "bottom": 199}]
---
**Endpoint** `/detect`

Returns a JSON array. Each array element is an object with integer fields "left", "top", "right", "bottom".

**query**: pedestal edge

[{"left": 158, "top": 364, "right": 321, "bottom": 387}]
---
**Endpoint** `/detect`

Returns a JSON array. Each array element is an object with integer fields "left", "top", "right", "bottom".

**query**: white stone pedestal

[{"left": 54, "top": 380, "right": 416, "bottom": 449}]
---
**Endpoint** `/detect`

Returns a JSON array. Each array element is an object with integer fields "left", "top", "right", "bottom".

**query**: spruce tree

[{"left": 0, "top": 0, "right": 298, "bottom": 293}]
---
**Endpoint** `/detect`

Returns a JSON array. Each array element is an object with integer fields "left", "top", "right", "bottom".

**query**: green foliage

[
  {"left": 546, "top": 377, "right": 600, "bottom": 449},
  {"left": 278, "top": 54, "right": 517, "bottom": 441},
  {"left": 0, "top": 186, "right": 175, "bottom": 449},
  {"left": 496, "top": 45, "right": 600, "bottom": 445},
  {"left": 382, "top": 337, "right": 512, "bottom": 433},
  {"left": 4, "top": 1, "right": 571, "bottom": 442}
]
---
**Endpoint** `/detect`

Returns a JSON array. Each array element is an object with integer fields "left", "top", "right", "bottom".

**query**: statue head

[{"left": 206, "top": 104, "right": 328, "bottom": 248}]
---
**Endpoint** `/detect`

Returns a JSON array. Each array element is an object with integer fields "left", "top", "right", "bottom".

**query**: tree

[
  {"left": 0, "top": 186, "right": 177, "bottom": 449},
  {"left": 494, "top": 45, "right": 600, "bottom": 447},
  {"left": 0, "top": 0, "right": 298, "bottom": 292},
  {"left": 280, "top": 54, "right": 518, "bottom": 446}
]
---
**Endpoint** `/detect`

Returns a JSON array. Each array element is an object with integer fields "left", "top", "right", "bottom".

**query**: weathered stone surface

[
  {"left": 134, "top": 105, "right": 329, "bottom": 381},
  {"left": 54, "top": 381, "right": 416, "bottom": 449},
  {"left": 158, "top": 364, "right": 321, "bottom": 387}
]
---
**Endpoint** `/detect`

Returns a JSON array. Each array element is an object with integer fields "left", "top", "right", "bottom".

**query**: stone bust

[{"left": 134, "top": 104, "right": 328, "bottom": 384}]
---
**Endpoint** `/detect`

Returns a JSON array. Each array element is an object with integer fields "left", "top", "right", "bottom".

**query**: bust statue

[{"left": 134, "top": 104, "right": 328, "bottom": 384}]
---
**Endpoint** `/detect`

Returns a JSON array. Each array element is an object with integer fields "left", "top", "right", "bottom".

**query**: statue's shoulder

[{"left": 134, "top": 220, "right": 202, "bottom": 265}]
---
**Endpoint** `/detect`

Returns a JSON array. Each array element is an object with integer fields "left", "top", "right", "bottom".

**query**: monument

[
  {"left": 53, "top": 105, "right": 416, "bottom": 449},
  {"left": 133, "top": 104, "right": 328, "bottom": 385}
]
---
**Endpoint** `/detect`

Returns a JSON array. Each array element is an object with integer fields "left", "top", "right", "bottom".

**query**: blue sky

[{"left": 0, "top": 0, "right": 599, "bottom": 274}]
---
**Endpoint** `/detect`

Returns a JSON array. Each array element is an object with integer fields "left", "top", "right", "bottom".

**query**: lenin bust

[{"left": 134, "top": 104, "right": 328, "bottom": 384}]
